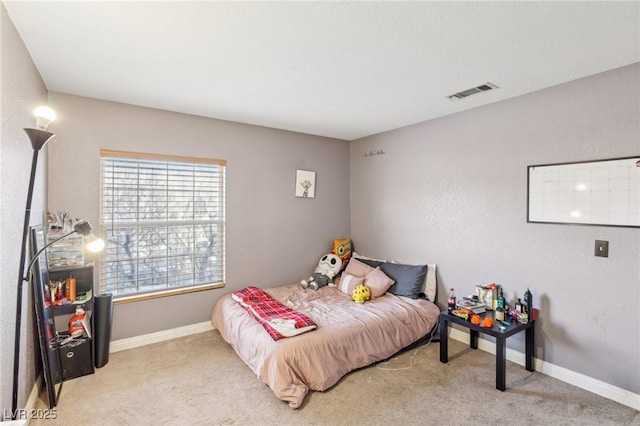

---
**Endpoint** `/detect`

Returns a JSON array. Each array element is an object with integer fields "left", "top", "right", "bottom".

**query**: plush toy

[
  {"left": 331, "top": 238, "right": 352, "bottom": 272},
  {"left": 352, "top": 283, "right": 371, "bottom": 304},
  {"left": 301, "top": 254, "right": 343, "bottom": 290}
]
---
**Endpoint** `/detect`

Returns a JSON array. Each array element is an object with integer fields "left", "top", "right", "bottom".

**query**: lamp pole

[{"left": 11, "top": 128, "right": 54, "bottom": 418}]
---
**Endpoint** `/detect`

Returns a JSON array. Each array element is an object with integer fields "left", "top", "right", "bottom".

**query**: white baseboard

[
  {"left": 109, "top": 321, "right": 214, "bottom": 353},
  {"left": 6, "top": 375, "right": 43, "bottom": 425},
  {"left": 24, "top": 378, "right": 41, "bottom": 425},
  {"left": 448, "top": 328, "right": 640, "bottom": 411}
]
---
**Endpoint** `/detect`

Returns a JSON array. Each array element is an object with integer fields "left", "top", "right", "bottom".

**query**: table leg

[
  {"left": 439, "top": 315, "right": 448, "bottom": 363},
  {"left": 496, "top": 337, "right": 506, "bottom": 391},
  {"left": 525, "top": 323, "right": 535, "bottom": 372},
  {"left": 470, "top": 329, "right": 478, "bottom": 349}
]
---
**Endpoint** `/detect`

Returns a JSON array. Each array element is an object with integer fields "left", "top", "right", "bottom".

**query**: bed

[{"left": 211, "top": 258, "right": 440, "bottom": 409}]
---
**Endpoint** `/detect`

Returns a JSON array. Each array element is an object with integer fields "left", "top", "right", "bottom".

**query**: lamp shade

[
  {"left": 73, "top": 220, "right": 93, "bottom": 236},
  {"left": 24, "top": 128, "right": 55, "bottom": 151}
]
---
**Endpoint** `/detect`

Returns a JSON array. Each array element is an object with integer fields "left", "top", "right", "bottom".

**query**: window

[{"left": 99, "top": 150, "right": 225, "bottom": 301}]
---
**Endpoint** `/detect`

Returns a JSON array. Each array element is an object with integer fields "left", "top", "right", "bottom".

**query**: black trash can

[{"left": 93, "top": 293, "right": 113, "bottom": 368}]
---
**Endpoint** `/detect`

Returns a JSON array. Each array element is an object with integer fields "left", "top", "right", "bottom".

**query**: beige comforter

[{"left": 211, "top": 284, "right": 440, "bottom": 408}]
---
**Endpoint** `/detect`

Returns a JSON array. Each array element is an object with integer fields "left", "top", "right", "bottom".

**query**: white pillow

[{"left": 424, "top": 264, "right": 437, "bottom": 302}]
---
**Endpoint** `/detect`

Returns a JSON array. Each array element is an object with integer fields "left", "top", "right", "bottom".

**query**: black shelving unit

[
  {"left": 47, "top": 265, "right": 95, "bottom": 381},
  {"left": 32, "top": 225, "right": 113, "bottom": 408}
]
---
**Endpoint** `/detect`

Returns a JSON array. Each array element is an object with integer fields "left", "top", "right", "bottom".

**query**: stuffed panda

[{"left": 301, "top": 254, "right": 342, "bottom": 290}]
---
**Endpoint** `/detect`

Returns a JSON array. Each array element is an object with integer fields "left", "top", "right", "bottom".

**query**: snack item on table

[{"left": 451, "top": 308, "right": 473, "bottom": 321}]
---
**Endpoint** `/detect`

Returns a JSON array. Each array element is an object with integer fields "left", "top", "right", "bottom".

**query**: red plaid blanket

[{"left": 232, "top": 286, "right": 317, "bottom": 340}]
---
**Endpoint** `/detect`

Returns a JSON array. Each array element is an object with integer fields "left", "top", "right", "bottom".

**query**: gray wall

[
  {"left": 46, "top": 92, "right": 350, "bottom": 340},
  {"left": 0, "top": 3, "right": 49, "bottom": 413},
  {"left": 350, "top": 63, "right": 640, "bottom": 394}
]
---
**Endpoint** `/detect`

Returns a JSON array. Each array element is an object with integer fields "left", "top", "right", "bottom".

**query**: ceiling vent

[{"left": 448, "top": 82, "right": 498, "bottom": 101}]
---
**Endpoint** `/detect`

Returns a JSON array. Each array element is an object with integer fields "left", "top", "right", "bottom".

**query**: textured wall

[
  {"left": 350, "top": 64, "right": 640, "bottom": 394},
  {"left": 46, "top": 92, "right": 350, "bottom": 340},
  {"left": 0, "top": 3, "right": 49, "bottom": 414}
]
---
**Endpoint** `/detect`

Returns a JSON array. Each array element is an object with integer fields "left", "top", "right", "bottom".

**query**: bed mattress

[{"left": 211, "top": 283, "right": 440, "bottom": 408}]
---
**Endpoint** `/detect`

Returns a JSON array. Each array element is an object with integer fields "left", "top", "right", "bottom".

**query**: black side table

[{"left": 439, "top": 310, "right": 535, "bottom": 391}]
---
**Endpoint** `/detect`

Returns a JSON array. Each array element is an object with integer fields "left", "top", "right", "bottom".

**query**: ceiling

[{"left": 4, "top": 1, "right": 639, "bottom": 141}]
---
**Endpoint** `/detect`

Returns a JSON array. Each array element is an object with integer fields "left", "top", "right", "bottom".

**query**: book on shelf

[{"left": 456, "top": 299, "right": 486, "bottom": 314}]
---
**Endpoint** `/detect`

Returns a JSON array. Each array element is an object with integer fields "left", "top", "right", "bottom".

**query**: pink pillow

[
  {"left": 337, "top": 274, "right": 365, "bottom": 296},
  {"left": 344, "top": 257, "right": 374, "bottom": 277},
  {"left": 334, "top": 258, "right": 374, "bottom": 289},
  {"left": 365, "top": 267, "right": 395, "bottom": 298}
]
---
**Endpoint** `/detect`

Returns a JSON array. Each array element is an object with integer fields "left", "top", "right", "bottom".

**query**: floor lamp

[{"left": 11, "top": 107, "right": 56, "bottom": 418}]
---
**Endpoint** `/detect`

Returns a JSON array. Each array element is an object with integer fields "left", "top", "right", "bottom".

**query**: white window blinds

[{"left": 99, "top": 150, "right": 225, "bottom": 299}]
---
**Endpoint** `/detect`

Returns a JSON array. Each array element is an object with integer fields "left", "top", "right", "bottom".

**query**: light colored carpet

[{"left": 30, "top": 331, "right": 639, "bottom": 426}]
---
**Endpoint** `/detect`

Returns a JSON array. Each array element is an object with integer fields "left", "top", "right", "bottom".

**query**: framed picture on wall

[{"left": 295, "top": 170, "right": 316, "bottom": 198}]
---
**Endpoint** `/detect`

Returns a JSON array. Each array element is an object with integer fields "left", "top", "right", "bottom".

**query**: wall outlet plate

[{"left": 595, "top": 240, "right": 609, "bottom": 257}]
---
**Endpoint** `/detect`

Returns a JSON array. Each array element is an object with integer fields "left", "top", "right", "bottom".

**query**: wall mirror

[
  {"left": 527, "top": 156, "right": 640, "bottom": 228},
  {"left": 30, "top": 225, "right": 63, "bottom": 408}
]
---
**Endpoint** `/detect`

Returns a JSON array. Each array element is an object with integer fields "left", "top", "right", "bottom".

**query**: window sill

[{"left": 112, "top": 281, "right": 225, "bottom": 305}]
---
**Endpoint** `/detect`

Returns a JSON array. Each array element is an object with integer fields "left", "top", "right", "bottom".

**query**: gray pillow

[
  {"left": 354, "top": 257, "right": 384, "bottom": 268},
  {"left": 380, "top": 262, "right": 428, "bottom": 299}
]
